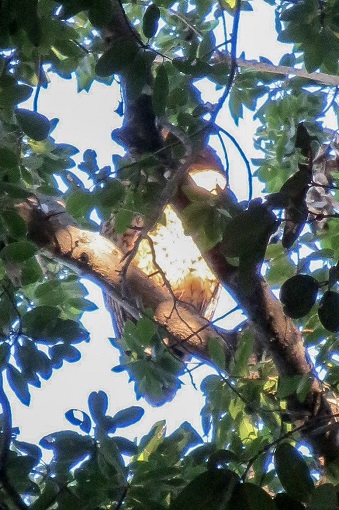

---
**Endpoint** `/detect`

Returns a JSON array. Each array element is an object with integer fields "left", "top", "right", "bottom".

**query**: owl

[{"left": 101, "top": 149, "right": 225, "bottom": 338}]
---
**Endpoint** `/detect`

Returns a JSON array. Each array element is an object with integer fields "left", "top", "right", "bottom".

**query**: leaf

[
  {"left": 0, "top": 241, "right": 37, "bottom": 262},
  {"left": 67, "top": 297, "right": 98, "bottom": 312},
  {"left": 111, "top": 406, "right": 144, "bottom": 429},
  {"left": 137, "top": 420, "right": 167, "bottom": 461},
  {"left": 221, "top": 202, "right": 277, "bottom": 259},
  {"left": 16, "top": 109, "right": 51, "bottom": 141},
  {"left": 22, "top": 306, "right": 60, "bottom": 339},
  {"left": 99, "top": 436, "right": 125, "bottom": 473},
  {"left": 277, "top": 375, "right": 303, "bottom": 399},
  {"left": 47, "top": 319, "right": 89, "bottom": 343},
  {"left": 40, "top": 430, "right": 93, "bottom": 468},
  {"left": 229, "top": 483, "right": 276, "bottom": 510},
  {"left": 114, "top": 209, "right": 135, "bottom": 234},
  {"left": 275, "top": 443, "right": 314, "bottom": 503},
  {"left": 280, "top": 274, "right": 319, "bottom": 319},
  {"left": 169, "top": 468, "right": 239, "bottom": 510},
  {"left": 88, "top": 391, "right": 108, "bottom": 423},
  {"left": 48, "top": 344, "right": 81, "bottom": 367},
  {"left": 0, "top": 82, "right": 33, "bottom": 106},
  {"left": 6, "top": 364, "right": 31, "bottom": 405},
  {"left": 153, "top": 64, "right": 169, "bottom": 116},
  {"left": 307, "top": 483, "right": 338, "bottom": 510},
  {"left": 208, "top": 337, "right": 226, "bottom": 370},
  {"left": 111, "top": 436, "right": 138, "bottom": 456},
  {"left": 65, "top": 409, "right": 92, "bottom": 434},
  {"left": 274, "top": 492, "right": 304, "bottom": 509},
  {"left": 318, "top": 291, "right": 339, "bottom": 333},
  {"left": 30, "top": 480, "right": 59, "bottom": 510},
  {"left": 142, "top": 4, "right": 161, "bottom": 39},
  {"left": 97, "top": 179, "right": 125, "bottom": 208},
  {"left": 0, "top": 343, "right": 10, "bottom": 369},
  {"left": 95, "top": 39, "right": 138, "bottom": 77},
  {"left": 88, "top": 0, "right": 114, "bottom": 28},
  {"left": 1, "top": 210, "right": 27, "bottom": 239}
]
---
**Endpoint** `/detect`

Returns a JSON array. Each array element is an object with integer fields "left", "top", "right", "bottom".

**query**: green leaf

[
  {"left": 1, "top": 210, "right": 27, "bottom": 239},
  {"left": 198, "top": 31, "right": 216, "bottom": 60},
  {"left": 95, "top": 40, "right": 138, "bottom": 77},
  {"left": 67, "top": 297, "right": 98, "bottom": 312},
  {"left": 0, "top": 82, "right": 33, "bottom": 107},
  {"left": 6, "top": 364, "right": 31, "bottom": 405},
  {"left": 138, "top": 421, "right": 167, "bottom": 461},
  {"left": 229, "top": 483, "right": 276, "bottom": 510},
  {"left": 169, "top": 468, "right": 239, "bottom": 510},
  {"left": 97, "top": 179, "right": 125, "bottom": 208},
  {"left": 99, "top": 436, "right": 125, "bottom": 474},
  {"left": 65, "top": 188, "right": 94, "bottom": 218},
  {"left": 0, "top": 147, "right": 18, "bottom": 168},
  {"left": 275, "top": 443, "right": 314, "bottom": 503},
  {"left": 22, "top": 306, "right": 60, "bottom": 339},
  {"left": 30, "top": 480, "right": 59, "bottom": 510},
  {"left": 0, "top": 241, "right": 37, "bottom": 262},
  {"left": 208, "top": 337, "right": 226, "bottom": 370},
  {"left": 16, "top": 109, "right": 51, "bottom": 141},
  {"left": 153, "top": 64, "right": 169, "bottom": 116},
  {"left": 142, "top": 4, "right": 161, "bottom": 39},
  {"left": 114, "top": 209, "right": 135, "bottom": 234},
  {"left": 277, "top": 375, "right": 303, "bottom": 399}
]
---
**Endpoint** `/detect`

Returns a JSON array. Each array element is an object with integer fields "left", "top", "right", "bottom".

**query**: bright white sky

[{"left": 12, "top": 1, "right": 287, "bottom": 446}]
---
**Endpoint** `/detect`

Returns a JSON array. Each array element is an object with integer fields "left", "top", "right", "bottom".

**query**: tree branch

[
  {"left": 220, "top": 54, "right": 339, "bottom": 87},
  {"left": 17, "top": 195, "right": 235, "bottom": 360}
]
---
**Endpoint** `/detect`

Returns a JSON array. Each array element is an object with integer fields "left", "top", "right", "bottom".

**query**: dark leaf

[
  {"left": 318, "top": 291, "right": 339, "bottom": 333},
  {"left": 6, "top": 364, "right": 30, "bottom": 405},
  {"left": 280, "top": 274, "right": 319, "bottom": 319},
  {"left": 275, "top": 443, "right": 313, "bottom": 503},
  {"left": 65, "top": 409, "right": 92, "bottom": 434},
  {"left": 0, "top": 241, "right": 37, "bottom": 262},
  {"left": 88, "top": 0, "right": 114, "bottom": 27},
  {"left": 16, "top": 109, "right": 51, "bottom": 141},
  {"left": 88, "top": 390, "right": 109, "bottom": 423},
  {"left": 153, "top": 64, "right": 169, "bottom": 116},
  {"left": 95, "top": 40, "right": 138, "bottom": 77},
  {"left": 229, "top": 483, "right": 276, "bottom": 510},
  {"left": 111, "top": 406, "right": 144, "bottom": 429},
  {"left": 142, "top": 4, "right": 160, "bottom": 39},
  {"left": 169, "top": 468, "right": 239, "bottom": 510}
]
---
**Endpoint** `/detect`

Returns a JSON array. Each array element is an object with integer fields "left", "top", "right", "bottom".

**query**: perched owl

[{"left": 101, "top": 150, "right": 225, "bottom": 339}]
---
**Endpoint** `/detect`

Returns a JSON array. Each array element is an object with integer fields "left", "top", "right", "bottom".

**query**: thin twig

[
  {"left": 216, "top": 125, "right": 253, "bottom": 200},
  {"left": 210, "top": 0, "right": 241, "bottom": 124}
]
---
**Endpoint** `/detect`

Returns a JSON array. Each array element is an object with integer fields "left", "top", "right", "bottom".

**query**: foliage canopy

[{"left": 0, "top": 0, "right": 339, "bottom": 508}]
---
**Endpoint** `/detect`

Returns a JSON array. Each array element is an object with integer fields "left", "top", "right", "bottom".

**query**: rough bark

[
  {"left": 97, "top": 0, "right": 338, "bottom": 463},
  {"left": 17, "top": 195, "right": 233, "bottom": 360}
]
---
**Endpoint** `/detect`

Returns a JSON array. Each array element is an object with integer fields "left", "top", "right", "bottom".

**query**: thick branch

[
  {"left": 220, "top": 54, "right": 339, "bottom": 87},
  {"left": 17, "top": 196, "right": 231, "bottom": 359}
]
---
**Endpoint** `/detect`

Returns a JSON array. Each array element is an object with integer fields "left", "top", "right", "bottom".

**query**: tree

[{"left": 0, "top": 0, "right": 339, "bottom": 507}]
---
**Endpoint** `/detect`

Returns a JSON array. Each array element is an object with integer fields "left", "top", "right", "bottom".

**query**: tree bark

[{"left": 95, "top": 0, "right": 339, "bottom": 464}]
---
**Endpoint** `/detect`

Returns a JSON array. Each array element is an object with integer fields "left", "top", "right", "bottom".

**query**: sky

[{"left": 11, "top": 1, "right": 287, "bottom": 447}]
